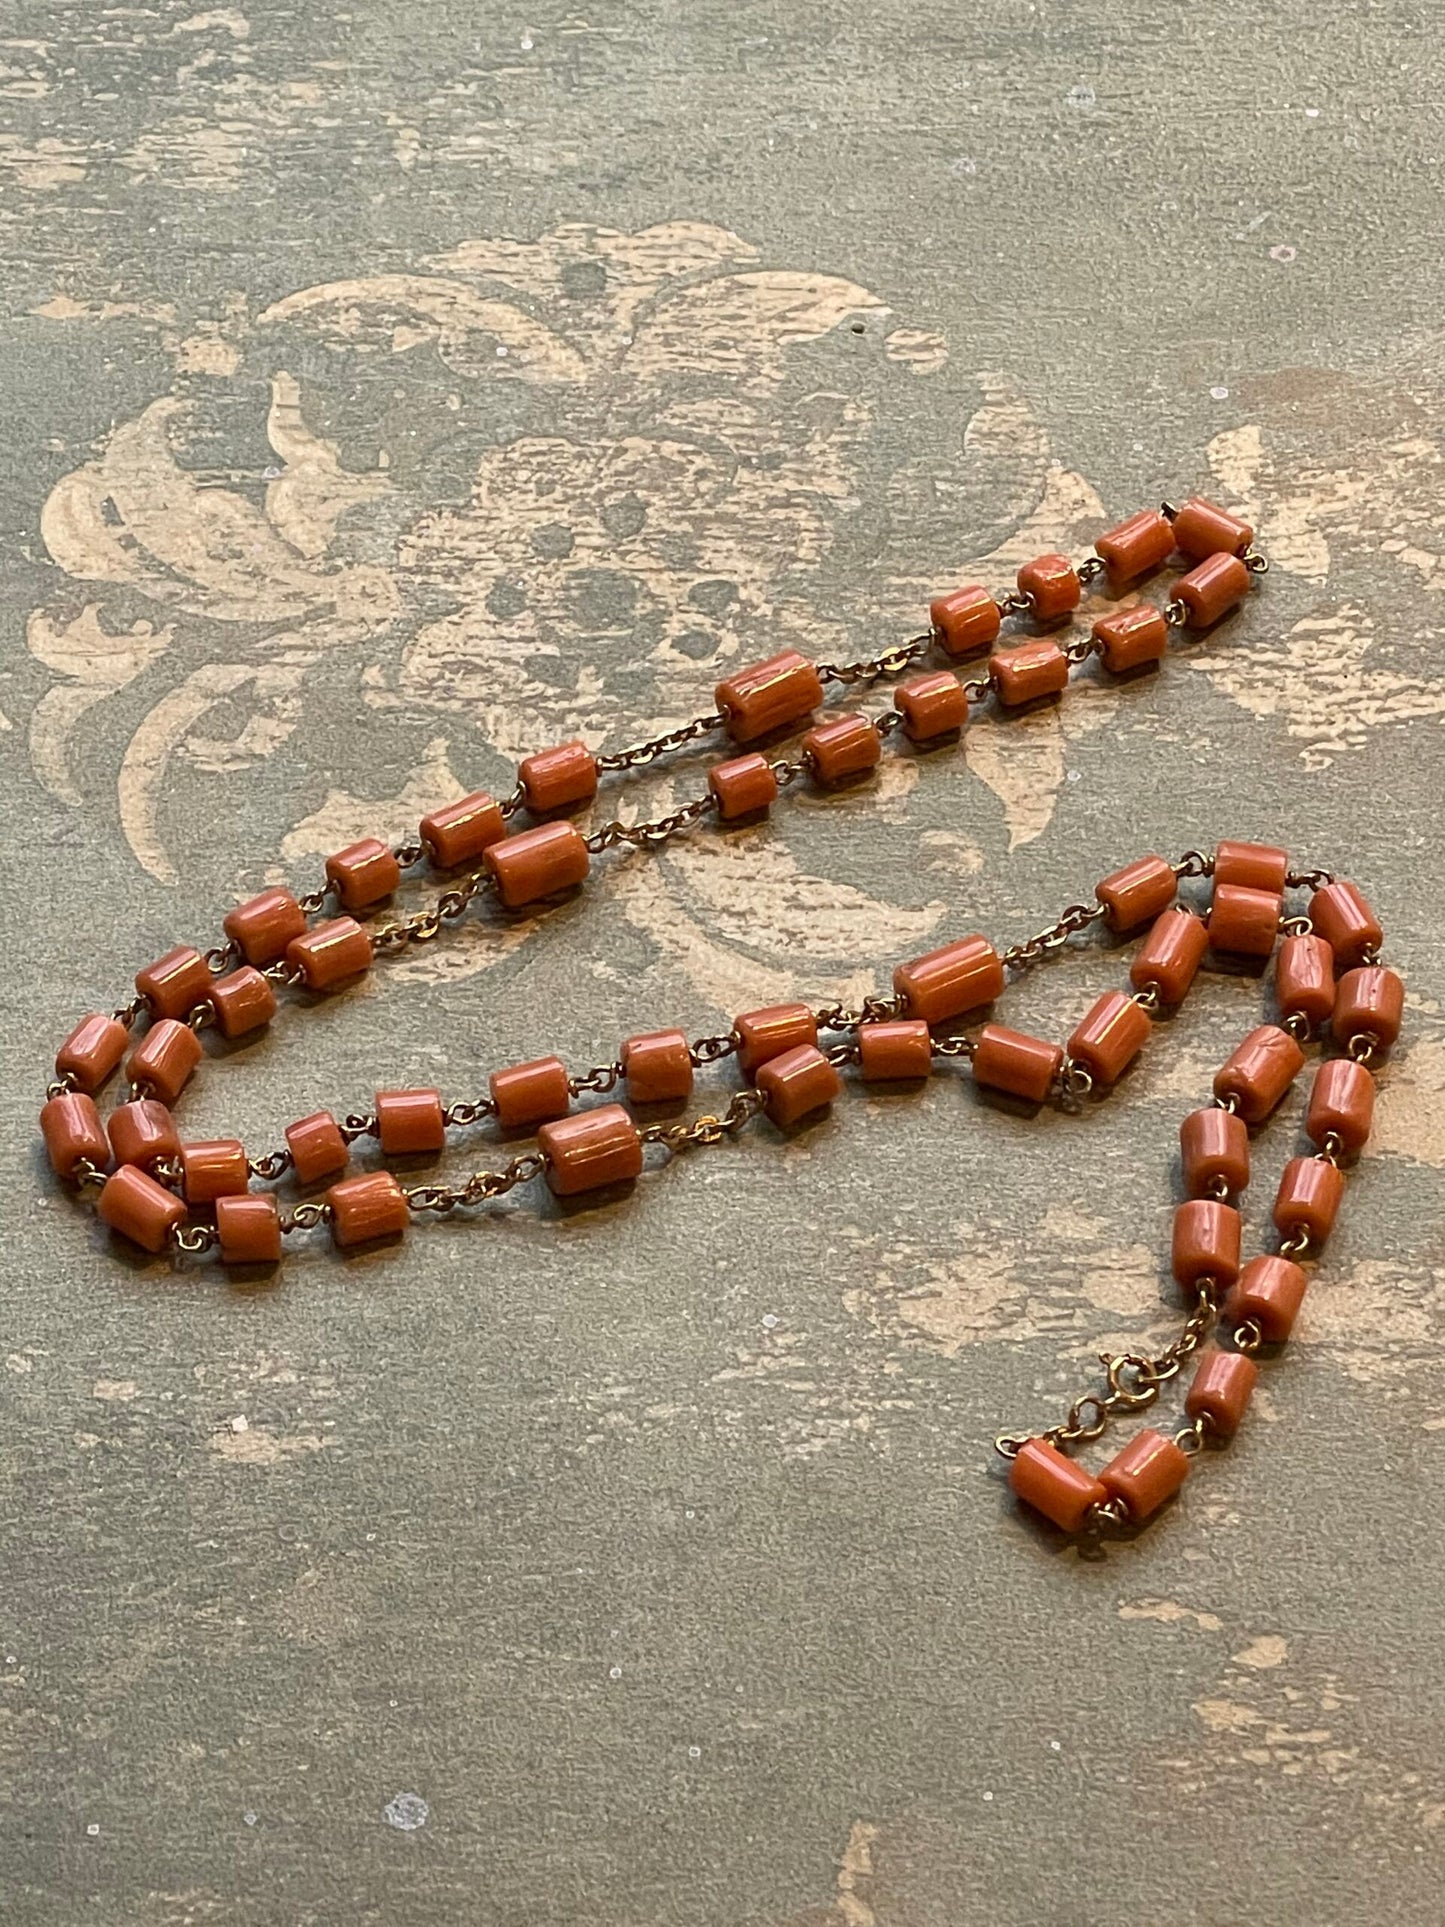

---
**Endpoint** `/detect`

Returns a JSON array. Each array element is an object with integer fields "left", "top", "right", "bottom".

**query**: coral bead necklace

[{"left": 38, "top": 494, "right": 1403, "bottom": 1541}]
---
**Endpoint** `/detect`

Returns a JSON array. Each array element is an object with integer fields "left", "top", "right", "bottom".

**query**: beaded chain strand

[{"left": 39, "top": 493, "right": 1403, "bottom": 1540}]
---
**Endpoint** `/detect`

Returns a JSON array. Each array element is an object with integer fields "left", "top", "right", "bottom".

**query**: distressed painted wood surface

[{"left": 2, "top": 4, "right": 1443, "bottom": 1923}]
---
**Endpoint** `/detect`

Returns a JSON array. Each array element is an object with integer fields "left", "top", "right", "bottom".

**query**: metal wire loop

[
  {"left": 816, "top": 634, "right": 929, "bottom": 686},
  {"left": 1173, "top": 849, "right": 1214, "bottom": 879},
  {"left": 595, "top": 712, "right": 725, "bottom": 773},
  {"left": 248, "top": 1150, "right": 293, "bottom": 1182},
  {"left": 283, "top": 1200, "right": 333, "bottom": 1232},
  {"left": 689, "top": 1031, "right": 740, "bottom": 1066},
  {"left": 171, "top": 1221, "right": 217, "bottom": 1255},
  {"left": 570, "top": 1062, "right": 623, "bottom": 1096}
]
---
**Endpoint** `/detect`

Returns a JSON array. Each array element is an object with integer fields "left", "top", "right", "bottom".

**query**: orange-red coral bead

[
  {"left": 1066, "top": 991, "right": 1151, "bottom": 1086},
  {"left": 802, "top": 713, "right": 881, "bottom": 786},
  {"left": 929, "top": 583, "right": 1001, "bottom": 659},
  {"left": 519, "top": 741, "right": 599, "bottom": 815},
  {"left": 285, "top": 1110, "right": 350, "bottom": 1185},
  {"left": 109, "top": 1099, "right": 180, "bottom": 1169},
  {"left": 1208, "top": 882, "right": 1282, "bottom": 958},
  {"left": 1213, "top": 1024, "right": 1304, "bottom": 1124},
  {"left": 1099, "top": 1428, "right": 1190, "bottom": 1522},
  {"left": 894, "top": 936, "right": 1003, "bottom": 1025},
  {"left": 707, "top": 752, "right": 778, "bottom": 820},
  {"left": 1180, "top": 1106, "right": 1250, "bottom": 1198},
  {"left": 55, "top": 1014, "right": 130, "bottom": 1094},
  {"left": 896, "top": 670, "right": 968, "bottom": 741},
  {"left": 419, "top": 791, "right": 506, "bottom": 868},
  {"left": 1226, "top": 1254, "right": 1306, "bottom": 1342},
  {"left": 1273, "top": 1156, "right": 1345, "bottom": 1244},
  {"left": 972, "top": 1024, "right": 1063, "bottom": 1104},
  {"left": 490, "top": 1056, "right": 571, "bottom": 1131},
  {"left": 1276, "top": 933, "right": 1336, "bottom": 1029},
  {"left": 1130, "top": 909, "right": 1209, "bottom": 1004},
  {"left": 216, "top": 1193, "right": 283, "bottom": 1266},
  {"left": 127, "top": 1019, "right": 203, "bottom": 1106},
  {"left": 1174, "top": 553, "right": 1250, "bottom": 628},
  {"left": 209, "top": 967, "right": 277, "bottom": 1039},
  {"left": 1096, "top": 854, "right": 1177, "bottom": 931},
  {"left": 97, "top": 1164, "right": 186, "bottom": 1253},
  {"left": 40, "top": 1093, "right": 110, "bottom": 1178},
  {"left": 735, "top": 1003, "right": 818, "bottom": 1077},
  {"left": 1185, "top": 1351, "right": 1258, "bottom": 1438},
  {"left": 715, "top": 649, "right": 823, "bottom": 744},
  {"left": 375, "top": 1088, "right": 446, "bottom": 1156},
  {"left": 1090, "top": 602, "right": 1168, "bottom": 674},
  {"left": 1309, "top": 881, "right": 1382, "bottom": 969},
  {"left": 484, "top": 821, "right": 590, "bottom": 908},
  {"left": 1332, "top": 966, "right": 1403, "bottom": 1053},
  {"left": 1017, "top": 552, "right": 1081, "bottom": 621},
  {"left": 327, "top": 1171, "right": 408, "bottom": 1247},
  {"left": 1172, "top": 1199, "right": 1241, "bottom": 1292},
  {"left": 1172, "top": 496, "right": 1254, "bottom": 560},
  {"left": 135, "top": 945, "right": 212, "bottom": 1020},
  {"left": 756, "top": 1044, "right": 842, "bottom": 1128},
  {"left": 223, "top": 888, "right": 308, "bottom": 968},
  {"left": 990, "top": 638, "right": 1069, "bottom": 706},
  {"left": 1095, "top": 508, "right": 1175, "bottom": 580},
  {"left": 1306, "top": 1058, "right": 1374, "bottom": 1158},
  {"left": 621, "top": 1030, "right": 694, "bottom": 1105},
  {"left": 286, "top": 917, "right": 373, "bottom": 991},
  {"left": 857, "top": 1018, "right": 933, "bottom": 1081},
  {"left": 325, "top": 837, "right": 401, "bottom": 913},
  {"left": 1214, "top": 839, "right": 1288, "bottom": 894},
  {"left": 178, "top": 1139, "right": 250, "bottom": 1204},
  {"left": 537, "top": 1104, "right": 643, "bottom": 1196},
  {"left": 1008, "top": 1438, "right": 1107, "bottom": 1534}
]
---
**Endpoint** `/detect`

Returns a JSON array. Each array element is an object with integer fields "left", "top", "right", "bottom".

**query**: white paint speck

[
  {"left": 520, "top": 33, "right": 534, "bottom": 50},
  {"left": 982, "top": 1789, "right": 994, "bottom": 1802},
  {"left": 243, "top": 1811, "right": 258, "bottom": 1827},
  {"left": 1049, "top": 1739, "right": 1062, "bottom": 1752},
  {"left": 1210, "top": 385, "right": 1230, "bottom": 401},
  {"left": 1065, "top": 767, "right": 1081, "bottom": 784},
  {"left": 230, "top": 1415, "right": 249, "bottom": 1434},
  {"left": 1304, "top": 106, "right": 1320, "bottom": 118},
  {"left": 495, "top": 345, "right": 509, "bottom": 357},
  {"left": 383, "top": 1792, "right": 430, "bottom": 1832},
  {"left": 688, "top": 1745, "right": 701, "bottom": 1759},
  {"left": 761, "top": 1313, "right": 779, "bottom": 1330},
  {"left": 608, "top": 1665, "right": 623, "bottom": 1681}
]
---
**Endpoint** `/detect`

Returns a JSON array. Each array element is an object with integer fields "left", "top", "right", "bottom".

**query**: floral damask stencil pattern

[{"left": 23, "top": 222, "right": 1445, "bottom": 1010}]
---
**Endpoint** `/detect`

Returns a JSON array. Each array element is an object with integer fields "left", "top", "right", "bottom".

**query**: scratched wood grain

[{"left": 2, "top": 3, "right": 1443, "bottom": 1923}]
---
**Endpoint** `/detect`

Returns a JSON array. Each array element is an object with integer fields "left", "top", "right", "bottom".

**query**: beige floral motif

[
  {"left": 30, "top": 376, "right": 397, "bottom": 880},
  {"left": 23, "top": 219, "right": 1257, "bottom": 987},
  {"left": 1192, "top": 411, "right": 1445, "bottom": 759}
]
